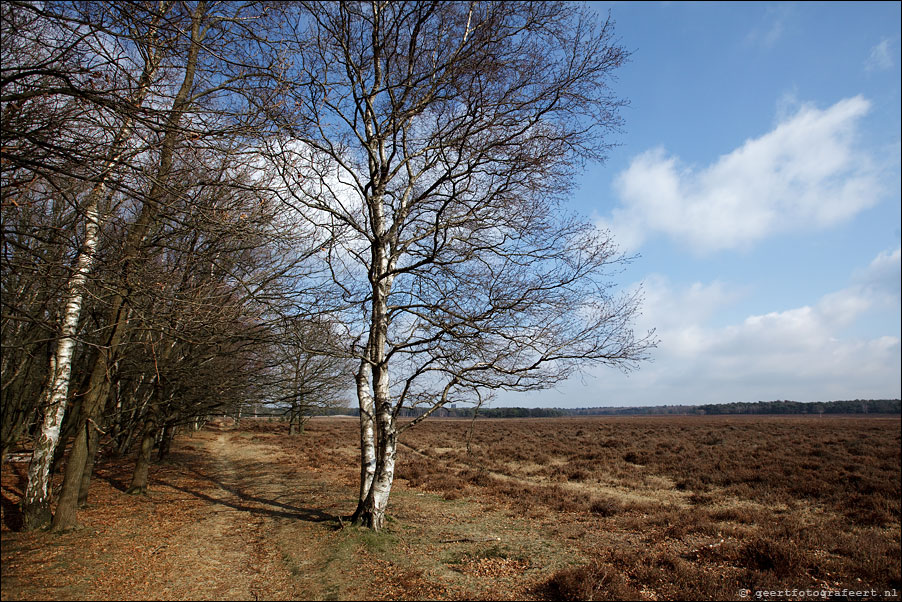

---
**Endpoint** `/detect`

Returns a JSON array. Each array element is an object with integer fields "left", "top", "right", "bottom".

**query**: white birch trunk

[
  {"left": 364, "top": 397, "right": 397, "bottom": 531},
  {"left": 356, "top": 235, "right": 398, "bottom": 529},
  {"left": 21, "top": 191, "right": 101, "bottom": 529},
  {"left": 355, "top": 361, "right": 377, "bottom": 509},
  {"left": 19, "top": 21, "right": 164, "bottom": 528}
]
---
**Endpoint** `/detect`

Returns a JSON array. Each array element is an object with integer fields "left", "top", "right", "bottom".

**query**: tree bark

[
  {"left": 352, "top": 360, "right": 376, "bottom": 522},
  {"left": 355, "top": 399, "right": 397, "bottom": 531},
  {"left": 50, "top": 421, "right": 88, "bottom": 529},
  {"left": 51, "top": 2, "right": 205, "bottom": 529},
  {"left": 126, "top": 416, "right": 157, "bottom": 495},
  {"left": 354, "top": 239, "right": 396, "bottom": 530},
  {"left": 20, "top": 182, "right": 102, "bottom": 531},
  {"left": 77, "top": 424, "right": 100, "bottom": 507}
]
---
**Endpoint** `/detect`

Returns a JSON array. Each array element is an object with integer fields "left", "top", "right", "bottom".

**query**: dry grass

[
  {"left": 387, "top": 415, "right": 901, "bottom": 600},
  {"left": 3, "top": 415, "right": 899, "bottom": 601}
]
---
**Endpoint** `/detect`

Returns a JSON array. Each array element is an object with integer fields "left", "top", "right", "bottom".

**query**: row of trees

[
  {"left": 691, "top": 399, "right": 902, "bottom": 416},
  {"left": 2, "top": 1, "right": 654, "bottom": 533},
  {"left": 2, "top": 1, "right": 349, "bottom": 531}
]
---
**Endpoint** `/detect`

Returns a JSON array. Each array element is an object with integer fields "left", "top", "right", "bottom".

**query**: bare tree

[
  {"left": 49, "top": 0, "right": 211, "bottom": 530},
  {"left": 3, "top": 0, "right": 177, "bottom": 529},
  {"left": 115, "top": 157, "right": 315, "bottom": 493},
  {"left": 268, "top": 1, "right": 655, "bottom": 530},
  {"left": 4, "top": 0, "right": 299, "bottom": 530},
  {"left": 273, "top": 318, "right": 353, "bottom": 435}
]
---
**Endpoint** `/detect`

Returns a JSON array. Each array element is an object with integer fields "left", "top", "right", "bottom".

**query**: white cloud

[
  {"left": 865, "top": 38, "right": 895, "bottom": 72},
  {"left": 854, "top": 246, "right": 901, "bottom": 301},
  {"left": 638, "top": 277, "right": 876, "bottom": 363},
  {"left": 600, "top": 96, "right": 883, "bottom": 254},
  {"left": 529, "top": 247, "right": 902, "bottom": 405},
  {"left": 633, "top": 275, "right": 742, "bottom": 333}
]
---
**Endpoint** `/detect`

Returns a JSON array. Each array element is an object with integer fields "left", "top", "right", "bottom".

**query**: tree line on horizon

[{"left": 301, "top": 398, "right": 901, "bottom": 418}]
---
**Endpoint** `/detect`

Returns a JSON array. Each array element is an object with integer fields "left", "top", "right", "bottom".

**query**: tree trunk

[
  {"left": 77, "top": 424, "right": 100, "bottom": 507},
  {"left": 352, "top": 361, "right": 377, "bottom": 522},
  {"left": 51, "top": 421, "right": 89, "bottom": 530},
  {"left": 355, "top": 400, "right": 396, "bottom": 531},
  {"left": 52, "top": 322, "right": 120, "bottom": 529},
  {"left": 116, "top": 424, "right": 136, "bottom": 456},
  {"left": 115, "top": 382, "right": 152, "bottom": 455},
  {"left": 126, "top": 417, "right": 157, "bottom": 495},
  {"left": 51, "top": 3, "right": 205, "bottom": 525},
  {"left": 49, "top": 395, "right": 81, "bottom": 476},
  {"left": 20, "top": 189, "right": 101, "bottom": 530},
  {"left": 355, "top": 258, "right": 394, "bottom": 529},
  {"left": 353, "top": 199, "right": 396, "bottom": 530},
  {"left": 157, "top": 422, "right": 174, "bottom": 461}
]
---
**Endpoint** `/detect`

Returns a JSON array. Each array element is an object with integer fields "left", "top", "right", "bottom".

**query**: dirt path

[
  {"left": 2, "top": 426, "right": 345, "bottom": 601},
  {"left": 2, "top": 422, "right": 573, "bottom": 601},
  {"left": 119, "top": 431, "right": 310, "bottom": 600}
]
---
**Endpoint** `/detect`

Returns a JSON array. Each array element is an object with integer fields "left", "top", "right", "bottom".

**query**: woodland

[{"left": 2, "top": 1, "right": 653, "bottom": 533}]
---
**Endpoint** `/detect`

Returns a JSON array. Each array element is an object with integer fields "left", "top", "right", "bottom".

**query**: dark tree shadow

[
  {"left": 1, "top": 487, "right": 24, "bottom": 531},
  {"left": 0, "top": 461, "right": 28, "bottom": 530},
  {"left": 78, "top": 439, "right": 342, "bottom": 526},
  {"left": 157, "top": 467, "right": 338, "bottom": 523},
  {"left": 160, "top": 481, "right": 337, "bottom": 523},
  {"left": 96, "top": 472, "right": 129, "bottom": 493}
]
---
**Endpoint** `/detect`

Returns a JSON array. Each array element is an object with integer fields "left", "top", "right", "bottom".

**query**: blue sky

[{"left": 500, "top": 1, "right": 901, "bottom": 407}]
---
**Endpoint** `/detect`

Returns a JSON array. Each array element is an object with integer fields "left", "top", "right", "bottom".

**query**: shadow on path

[
  {"left": 159, "top": 472, "right": 338, "bottom": 524},
  {"left": 0, "top": 461, "right": 26, "bottom": 530}
]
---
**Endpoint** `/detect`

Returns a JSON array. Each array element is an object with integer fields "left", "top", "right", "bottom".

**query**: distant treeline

[
  {"left": 311, "top": 399, "right": 901, "bottom": 418},
  {"left": 568, "top": 399, "right": 902, "bottom": 416}
]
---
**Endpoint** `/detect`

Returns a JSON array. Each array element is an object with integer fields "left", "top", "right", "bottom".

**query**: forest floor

[{"left": 0, "top": 419, "right": 580, "bottom": 601}]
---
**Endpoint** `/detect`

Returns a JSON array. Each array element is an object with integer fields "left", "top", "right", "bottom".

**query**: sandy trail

[{"left": 1, "top": 428, "right": 340, "bottom": 601}]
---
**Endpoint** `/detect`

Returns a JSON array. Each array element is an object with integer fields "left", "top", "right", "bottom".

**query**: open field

[
  {"left": 394, "top": 415, "right": 902, "bottom": 599},
  {"left": 2, "top": 415, "right": 900, "bottom": 601}
]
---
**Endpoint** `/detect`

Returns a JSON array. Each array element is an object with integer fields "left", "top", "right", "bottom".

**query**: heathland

[{"left": 2, "top": 415, "right": 900, "bottom": 600}]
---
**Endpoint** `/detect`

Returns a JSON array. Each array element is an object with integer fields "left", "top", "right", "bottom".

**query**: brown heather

[
  {"left": 4, "top": 416, "right": 898, "bottom": 600},
  {"left": 388, "top": 415, "right": 901, "bottom": 600}
]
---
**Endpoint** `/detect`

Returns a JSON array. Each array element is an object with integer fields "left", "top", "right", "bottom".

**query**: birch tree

[
  {"left": 3, "top": 0, "right": 176, "bottom": 529},
  {"left": 269, "top": 1, "right": 655, "bottom": 530},
  {"left": 47, "top": 0, "right": 293, "bottom": 529}
]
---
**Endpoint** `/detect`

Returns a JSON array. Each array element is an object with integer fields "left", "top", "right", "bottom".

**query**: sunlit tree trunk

[
  {"left": 51, "top": 2, "right": 205, "bottom": 530},
  {"left": 357, "top": 397, "right": 397, "bottom": 531},
  {"left": 354, "top": 240, "right": 396, "bottom": 530},
  {"left": 352, "top": 360, "right": 376, "bottom": 521},
  {"left": 20, "top": 248, "right": 93, "bottom": 529},
  {"left": 126, "top": 413, "right": 158, "bottom": 495}
]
